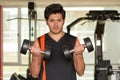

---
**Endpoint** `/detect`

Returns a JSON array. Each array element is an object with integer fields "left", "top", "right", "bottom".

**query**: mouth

[{"left": 53, "top": 26, "right": 59, "bottom": 30}]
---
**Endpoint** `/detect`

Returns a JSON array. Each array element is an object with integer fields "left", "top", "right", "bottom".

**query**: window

[{"left": 3, "top": 8, "right": 19, "bottom": 63}]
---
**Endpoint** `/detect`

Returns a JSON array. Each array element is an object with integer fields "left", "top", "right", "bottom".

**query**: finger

[
  {"left": 28, "top": 47, "right": 31, "bottom": 50},
  {"left": 80, "top": 44, "right": 86, "bottom": 48}
]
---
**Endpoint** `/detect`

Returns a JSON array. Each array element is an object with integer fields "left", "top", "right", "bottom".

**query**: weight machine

[
  {"left": 28, "top": 2, "right": 37, "bottom": 66},
  {"left": 67, "top": 10, "right": 120, "bottom": 80}
]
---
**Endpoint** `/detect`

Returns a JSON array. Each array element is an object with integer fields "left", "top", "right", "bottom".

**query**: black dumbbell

[
  {"left": 20, "top": 39, "right": 51, "bottom": 60},
  {"left": 95, "top": 65, "right": 120, "bottom": 75},
  {"left": 63, "top": 37, "right": 94, "bottom": 59}
]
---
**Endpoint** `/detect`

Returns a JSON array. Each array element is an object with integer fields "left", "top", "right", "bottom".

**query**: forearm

[
  {"left": 73, "top": 53, "right": 85, "bottom": 76},
  {"left": 30, "top": 56, "right": 42, "bottom": 78}
]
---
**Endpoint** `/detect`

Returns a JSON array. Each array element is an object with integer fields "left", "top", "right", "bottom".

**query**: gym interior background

[{"left": 0, "top": 0, "right": 120, "bottom": 80}]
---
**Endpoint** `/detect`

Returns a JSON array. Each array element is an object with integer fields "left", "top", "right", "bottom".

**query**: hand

[
  {"left": 73, "top": 44, "right": 85, "bottom": 55},
  {"left": 29, "top": 45, "right": 42, "bottom": 57}
]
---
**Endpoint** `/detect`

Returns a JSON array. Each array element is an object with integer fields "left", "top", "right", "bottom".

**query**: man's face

[{"left": 46, "top": 13, "right": 65, "bottom": 34}]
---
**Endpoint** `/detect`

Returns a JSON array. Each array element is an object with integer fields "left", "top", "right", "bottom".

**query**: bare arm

[
  {"left": 29, "top": 39, "right": 43, "bottom": 78},
  {"left": 73, "top": 38, "right": 85, "bottom": 76}
]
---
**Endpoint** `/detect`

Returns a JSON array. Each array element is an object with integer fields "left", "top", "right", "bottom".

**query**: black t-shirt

[{"left": 39, "top": 33, "right": 77, "bottom": 80}]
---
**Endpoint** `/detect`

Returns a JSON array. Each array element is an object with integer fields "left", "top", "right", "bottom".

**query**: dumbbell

[
  {"left": 63, "top": 37, "right": 94, "bottom": 59},
  {"left": 95, "top": 65, "right": 120, "bottom": 75},
  {"left": 10, "top": 72, "right": 20, "bottom": 80},
  {"left": 20, "top": 39, "right": 51, "bottom": 60}
]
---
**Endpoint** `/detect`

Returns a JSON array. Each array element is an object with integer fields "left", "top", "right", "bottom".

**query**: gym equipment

[
  {"left": 28, "top": 2, "right": 37, "bottom": 66},
  {"left": 67, "top": 10, "right": 120, "bottom": 34},
  {"left": 93, "top": 11, "right": 120, "bottom": 80},
  {"left": 10, "top": 73, "right": 20, "bottom": 80},
  {"left": 66, "top": 10, "right": 120, "bottom": 80},
  {"left": 63, "top": 37, "right": 94, "bottom": 59},
  {"left": 96, "top": 65, "right": 120, "bottom": 75},
  {"left": 18, "top": 74, "right": 27, "bottom": 80},
  {"left": 10, "top": 72, "right": 27, "bottom": 80},
  {"left": 20, "top": 39, "right": 51, "bottom": 60}
]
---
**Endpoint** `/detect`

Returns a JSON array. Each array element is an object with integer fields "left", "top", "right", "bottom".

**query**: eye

[
  {"left": 50, "top": 19, "right": 54, "bottom": 22},
  {"left": 58, "top": 19, "right": 62, "bottom": 22}
]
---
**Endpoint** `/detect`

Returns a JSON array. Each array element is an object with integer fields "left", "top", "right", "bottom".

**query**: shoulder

[
  {"left": 34, "top": 34, "right": 47, "bottom": 47},
  {"left": 65, "top": 33, "right": 77, "bottom": 41},
  {"left": 65, "top": 33, "right": 80, "bottom": 46},
  {"left": 38, "top": 34, "right": 47, "bottom": 39}
]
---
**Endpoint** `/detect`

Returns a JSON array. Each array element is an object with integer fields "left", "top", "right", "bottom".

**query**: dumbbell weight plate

[
  {"left": 107, "top": 65, "right": 113, "bottom": 75},
  {"left": 63, "top": 46, "right": 72, "bottom": 59},
  {"left": 83, "top": 37, "right": 94, "bottom": 52},
  {"left": 44, "top": 46, "right": 52, "bottom": 60},
  {"left": 20, "top": 39, "right": 30, "bottom": 55}
]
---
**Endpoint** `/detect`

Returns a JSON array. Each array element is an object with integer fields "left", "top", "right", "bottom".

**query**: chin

[{"left": 51, "top": 31, "right": 60, "bottom": 34}]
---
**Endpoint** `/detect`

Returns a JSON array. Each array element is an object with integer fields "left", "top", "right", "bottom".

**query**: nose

[{"left": 54, "top": 21, "right": 58, "bottom": 26}]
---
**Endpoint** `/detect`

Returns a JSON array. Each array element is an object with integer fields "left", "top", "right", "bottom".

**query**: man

[{"left": 30, "top": 3, "right": 85, "bottom": 80}]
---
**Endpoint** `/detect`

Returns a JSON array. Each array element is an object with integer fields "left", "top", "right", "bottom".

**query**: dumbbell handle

[
  {"left": 69, "top": 49, "right": 75, "bottom": 53},
  {"left": 29, "top": 48, "right": 51, "bottom": 60},
  {"left": 40, "top": 50, "right": 45, "bottom": 54},
  {"left": 97, "top": 68, "right": 108, "bottom": 71},
  {"left": 67, "top": 45, "right": 86, "bottom": 54},
  {"left": 29, "top": 47, "right": 45, "bottom": 54}
]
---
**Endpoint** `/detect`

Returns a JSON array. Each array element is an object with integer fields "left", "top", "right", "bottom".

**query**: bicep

[
  {"left": 33, "top": 38, "right": 40, "bottom": 48},
  {"left": 74, "top": 38, "right": 80, "bottom": 47}
]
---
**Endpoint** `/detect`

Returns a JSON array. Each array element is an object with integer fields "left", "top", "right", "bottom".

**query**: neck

[{"left": 48, "top": 31, "right": 65, "bottom": 42}]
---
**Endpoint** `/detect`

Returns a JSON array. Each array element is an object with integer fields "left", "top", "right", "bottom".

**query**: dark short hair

[{"left": 44, "top": 3, "right": 66, "bottom": 20}]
